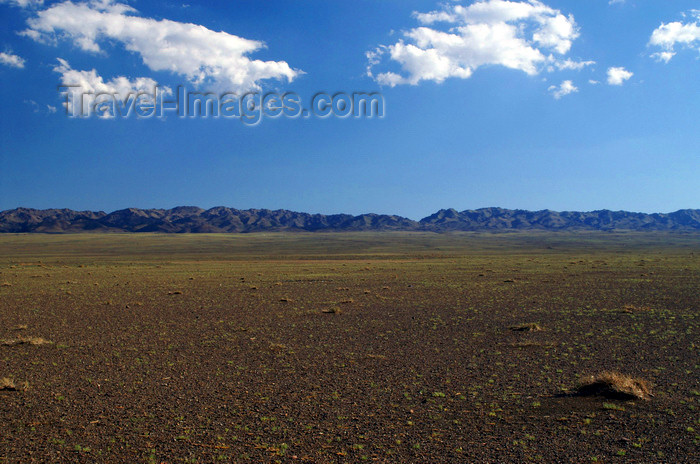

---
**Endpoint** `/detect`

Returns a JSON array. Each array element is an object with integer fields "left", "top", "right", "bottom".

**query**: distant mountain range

[{"left": 1, "top": 207, "right": 699, "bottom": 233}]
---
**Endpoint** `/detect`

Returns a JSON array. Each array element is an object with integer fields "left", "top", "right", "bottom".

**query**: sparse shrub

[
  {"left": 1, "top": 336, "right": 51, "bottom": 346},
  {"left": 0, "top": 377, "right": 16, "bottom": 390},
  {"left": 509, "top": 323, "right": 543, "bottom": 332},
  {"left": 0, "top": 378, "right": 26, "bottom": 391},
  {"left": 576, "top": 371, "right": 653, "bottom": 400},
  {"left": 602, "top": 402, "right": 625, "bottom": 411}
]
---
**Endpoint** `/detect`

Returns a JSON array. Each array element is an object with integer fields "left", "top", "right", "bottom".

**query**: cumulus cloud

[
  {"left": 548, "top": 80, "right": 577, "bottom": 99},
  {"left": 368, "top": 0, "right": 586, "bottom": 86},
  {"left": 23, "top": 0, "right": 300, "bottom": 92},
  {"left": 606, "top": 66, "right": 633, "bottom": 85},
  {"left": 0, "top": 51, "right": 25, "bottom": 68},
  {"left": 649, "top": 11, "right": 700, "bottom": 62},
  {"left": 53, "top": 58, "right": 168, "bottom": 117}
]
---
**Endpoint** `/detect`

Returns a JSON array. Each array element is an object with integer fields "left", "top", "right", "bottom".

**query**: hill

[{"left": 0, "top": 206, "right": 699, "bottom": 233}]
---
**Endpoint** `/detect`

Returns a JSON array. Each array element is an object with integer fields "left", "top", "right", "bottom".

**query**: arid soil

[{"left": 1, "top": 233, "right": 698, "bottom": 463}]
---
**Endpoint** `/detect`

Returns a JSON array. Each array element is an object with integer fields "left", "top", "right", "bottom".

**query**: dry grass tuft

[
  {"left": 1, "top": 378, "right": 16, "bottom": 390},
  {"left": 1, "top": 336, "right": 52, "bottom": 347},
  {"left": 0, "top": 377, "right": 22, "bottom": 391},
  {"left": 322, "top": 307, "right": 342, "bottom": 314},
  {"left": 509, "top": 323, "right": 543, "bottom": 332},
  {"left": 576, "top": 371, "right": 653, "bottom": 400},
  {"left": 0, "top": 282, "right": 12, "bottom": 287}
]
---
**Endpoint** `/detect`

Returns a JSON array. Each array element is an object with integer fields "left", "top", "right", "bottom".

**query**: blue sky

[{"left": 0, "top": 0, "right": 698, "bottom": 219}]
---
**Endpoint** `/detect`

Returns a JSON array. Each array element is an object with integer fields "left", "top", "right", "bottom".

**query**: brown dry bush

[
  {"left": 1, "top": 336, "right": 52, "bottom": 347},
  {"left": 0, "top": 378, "right": 26, "bottom": 391},
  {"left": 576, "top": 371, "right": 653, "bottom": 400},
  {"left": 1, "top": 378, "right": 16, "bottom": 390},
  {"left": 509, "top": 323, "right": 543, "bottom": 332}
]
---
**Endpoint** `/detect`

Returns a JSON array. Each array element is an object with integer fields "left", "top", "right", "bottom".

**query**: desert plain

[{"left": 0, "top": 232, "right": 698, "bottom": 463}]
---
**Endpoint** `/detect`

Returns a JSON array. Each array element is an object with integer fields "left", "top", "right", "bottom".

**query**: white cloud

[
  {"left": 548, "top": 80, "right": 577, "bottom": 99},
  {"left": 53, "top": 58, "right": 168, "bottom": 117},
  {"left": 650, "top": 51, "right": 676, "bottom": 63},
  {"left": 649, "top": 12, "right": 700, "bottom": 62},
  {"left": 607, "top": 66, "right": 633, "bottom": 85},
  {"left": 24, "top": 99, "right": 55, "bottom": 114},
  {"left": 608, "top": 0, "right": 625, "bottom": 5},
  {"left": 0, "top": 51, "right": 25, "bottom": 68},
  {"left": 368, "top": 0, "right": 584, "bottom": 86},
  {"left": 588, "top": 79, "right": 600, "bottom": 85},
  {"left": 547, "top": 56, "right": 595, "bottom": 71},
  {"left": 0, "top": 0, "right": 43, "bottom": 8},
  {"left": 375, "top": 70, "right": 407, "bottom": 87},
  {"left": 23, "top": 0, "right": 300, "bottom": 92}
]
